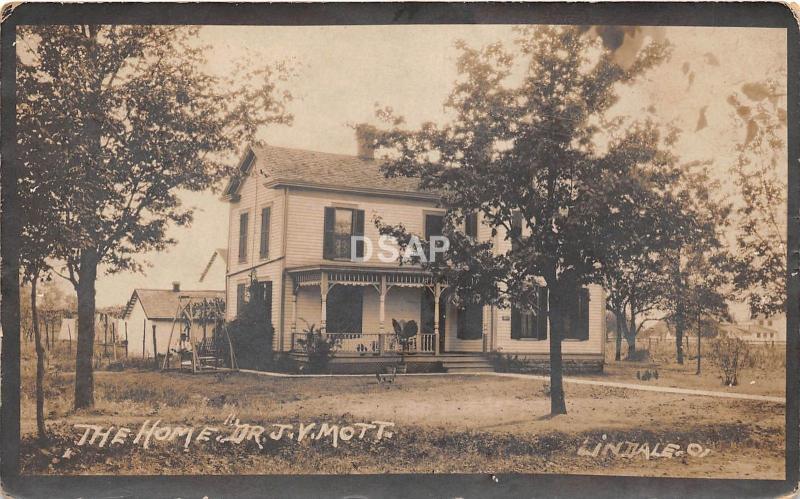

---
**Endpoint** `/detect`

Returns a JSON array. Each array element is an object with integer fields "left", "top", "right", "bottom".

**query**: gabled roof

[
  {"left": 199, "top": 248, "right": 228, "bottom": 283},
  {"left": 123, "top": 289, "right": 226, "bottom": 320},
  {"left": 222, "top": 145, "right": 435, "bottom": 200}
]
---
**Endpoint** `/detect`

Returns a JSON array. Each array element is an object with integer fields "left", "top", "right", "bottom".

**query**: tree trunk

[
  {"left": 696, "top": 323, "right": 702, "bottom": 375},
  {"left": 74, "top": 250, "right": 98, "bottom": 410},
  {"left": 626, "top": 312, "right": 637, "bottom": 359},
  {"left": 675, "top": 320, "right": 684, "bottom": 365},
  {"left": 548, "top": 289, "right": 567, "bottom": 416},
  {"left": 30, "top": 279, "right": 47, "bottom": 442},
  {"left": 613, "top": 309, "right": 625, "bottom": 362}
]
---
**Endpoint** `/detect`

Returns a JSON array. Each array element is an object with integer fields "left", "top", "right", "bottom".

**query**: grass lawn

[
  {"left": 584, "top": 339, "right": 787, "bottom": 398},
  {"left": 20, "top": 343, "right": 785, "bottom": 479}
]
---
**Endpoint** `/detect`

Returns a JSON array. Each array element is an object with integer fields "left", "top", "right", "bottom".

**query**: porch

[{"left": 287, "top": 264, "right": 449, "bottom": 357}]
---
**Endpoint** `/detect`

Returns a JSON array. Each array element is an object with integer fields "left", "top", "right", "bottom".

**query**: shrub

[
  {"left": 296, "top": 323, "right": 338, "bottom": 373},
  {"left": 228, "top": 277, "right": 274, "bottom": 370},
  {"left": 708, "top": 336, "right": 751, "bottom": 386},
  {"left": 489, "top": 352, "right": 533, "bottom": 373}
]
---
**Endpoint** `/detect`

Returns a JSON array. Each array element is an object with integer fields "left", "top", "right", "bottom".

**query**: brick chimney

[
  {"left": 172, "top": 281, "right": 180, "bottom": 292},
  {"left": 355, "top": 124, "right": 378, "bottom": 160}
]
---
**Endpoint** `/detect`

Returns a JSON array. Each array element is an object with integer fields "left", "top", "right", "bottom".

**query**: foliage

[
  {"left": 391, "top": 319, "right": 418, "bottom": 352},
  {"left": 727, "top": 79, "right": 787, "bottom": 318},
  {"left": 228, "top": 277, "right": 273, "bottom": 371},
  {"left": 16, "top": 25, "right": 293, "bottom": 408},
  {"left": 296, "top": 322, "right": 338, "bottom": 374},
  {"left": 653, "top": 159, "right": 732, "bottom": 364},
  {"left": 373, "top": 26, "right": 672, "bottom": 414},
  {"left": 489, "top": 353, "right": 534, "bottom": 373},
  {"left": 708, "top": 336, "right": 751, "bottom": 386}
]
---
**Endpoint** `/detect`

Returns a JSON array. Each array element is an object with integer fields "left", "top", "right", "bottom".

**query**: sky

[{"left": 81, "top": 25, "right": 787, "bottom": 311}]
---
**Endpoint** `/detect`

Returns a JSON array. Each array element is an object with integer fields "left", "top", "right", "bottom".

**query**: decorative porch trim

[{"left": 286, "top": 264, "right": 446, "bottom": 352}]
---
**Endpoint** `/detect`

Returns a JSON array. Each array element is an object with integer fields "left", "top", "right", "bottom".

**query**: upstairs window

[
  {"left": 238, "top": 212, "right": 249, "bottom": 262},
  {"left": 465, "top": 212, "right": 478, "bottom": 239},
  {"left": 323, "top": 207, "right": 365, "bottom": 260},
  {"left": 424, "top": 213, "right": 444, "bottom": 240},
  {"left": 511, "top": 286, "right": 548, "bottom": 340},
  {"left": 259, "top": 206, "right": 271, "bottom": 259}
]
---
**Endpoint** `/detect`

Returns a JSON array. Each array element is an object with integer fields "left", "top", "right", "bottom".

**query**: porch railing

[{"left": 291, "top": 332, "right": 437, "bottom": 355}]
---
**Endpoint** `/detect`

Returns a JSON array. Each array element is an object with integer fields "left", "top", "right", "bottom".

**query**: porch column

[
  {"left": 320, "top": 272, "right": 329, "bottom": 333},
  {"left": 291, "top": 281, "right": 298, "bottom": 349},
  {"left": 433, "top": 283, "right": 441, "bottom": 356},
  {"left": 379, "top": 275, "right": 387, "bottom": 334}
]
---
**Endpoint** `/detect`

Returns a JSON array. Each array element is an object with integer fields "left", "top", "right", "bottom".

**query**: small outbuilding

[{"left": 119, "top": 282, "right": 225, "bottom": 358}]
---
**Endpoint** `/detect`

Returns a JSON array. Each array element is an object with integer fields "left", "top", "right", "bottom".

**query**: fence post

[{"left": 152, "top": 324, "right": 158, "bottom": 370}]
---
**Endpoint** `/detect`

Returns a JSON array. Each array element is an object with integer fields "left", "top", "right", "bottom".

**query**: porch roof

[{"left": 286, "top": 262, "right": 440, "bottom": 288}]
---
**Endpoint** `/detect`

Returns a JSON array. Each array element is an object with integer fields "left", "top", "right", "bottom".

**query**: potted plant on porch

[{"left": 391, "top": 318, "right": 418, "bottom": 374}]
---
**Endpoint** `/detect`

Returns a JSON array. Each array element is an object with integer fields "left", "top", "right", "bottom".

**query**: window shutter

[
  {"left": 510, "top": 211, "right": 522, "bottom": 251},
  {"left": 511, "top": 307, "right": 521, "bottom": 339},
  {"left": 465, "top": 212, "right": 478, "bottom": 238},
  {"left": 537, "top": 286, "right": 549, "bottom": 340},
  {"left": 260, "top": 207, "right": 271, "bottom": 259},
  {"left": 353, "top": 209, "right": 365, "bottom": 259},
  {"left": 323, "top": 207, "right": 335, "bottom": 259},
  {"left": 238, "top": 212, "right": 249, "bottom": 262},
  {"left": 577, "top": 288, "right": 590, "bottom": 340}
]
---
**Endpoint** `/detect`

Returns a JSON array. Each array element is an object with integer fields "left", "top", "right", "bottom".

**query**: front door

[
  {"left": 449, "top": 302, "right": 484, "bottom": 352},
  {"left": 327, "top": 285, "right": 364, "bottom": 334}
]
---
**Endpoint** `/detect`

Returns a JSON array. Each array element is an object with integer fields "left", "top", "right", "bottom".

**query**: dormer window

[{"left": 240, "top": 149, "right": 255, "bottom": 173}]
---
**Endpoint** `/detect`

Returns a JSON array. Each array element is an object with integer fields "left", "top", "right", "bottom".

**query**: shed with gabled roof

[{"left": 119, "top": 285, "right": 225, "bottom": 358}]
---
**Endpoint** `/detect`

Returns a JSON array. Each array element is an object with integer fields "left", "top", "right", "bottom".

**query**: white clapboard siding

[
  {"left": 227, "top": 260, "right": 284, "bottom": 353},
  {"left": 492, "top": 284, "right": 605, "bottom": 355},
  {"left": 119, "top": 302, "right": 177, "bottom": 358},
  {"left": 284, "top": 189, "right": 440, "bottom": 267},
  {"left": 226, "top": 166, "right": 285, "bottom": 277},
  {"left": 225, "top": 173, "right": 605, "bottom": 357}
]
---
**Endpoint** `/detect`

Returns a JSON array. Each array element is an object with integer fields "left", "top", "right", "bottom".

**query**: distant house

[
  {"left": 221, "top": 126, "right": 606, "bottom": 372},
  {"left": 721, "top": 321, "right": 785, "bottom": 345},
  {"left": 118, "top": 282, "right": 225, "bottom": 357},
  {"left": 197, "top": 248, "right": 228, "bottom": 291}
]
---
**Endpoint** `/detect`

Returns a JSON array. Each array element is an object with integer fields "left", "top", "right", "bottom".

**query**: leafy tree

[
  {"left": 599, "top": 147, "right": 686, "bottom": 361},
  {"left": 16, "top": 25, "right": 293, "bottom": 408},
  {"left": 373, "top": 26, "right": 671, "bottom": 415},
  {"left": 17, "top": 107, "right": 63, "bottom": 441},
  {"left": 727, "top": 80, "right": 787, "bottom": 318},
  {"left": 659, "top": 167, "right": 732, "bottom": 364}
]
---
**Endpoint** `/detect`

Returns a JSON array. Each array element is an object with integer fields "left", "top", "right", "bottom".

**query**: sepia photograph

[{"left": 2, "top": 4, "right": 796, "bottom": 494}]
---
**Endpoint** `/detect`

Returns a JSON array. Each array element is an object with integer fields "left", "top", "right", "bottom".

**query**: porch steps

[{"left": 440, "top": 355, "right": 495, "bottom": 374}]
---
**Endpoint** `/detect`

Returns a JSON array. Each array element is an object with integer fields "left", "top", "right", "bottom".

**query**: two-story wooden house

[{"left": 222, "top": 127, "right": 605, "bottom": 373}]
